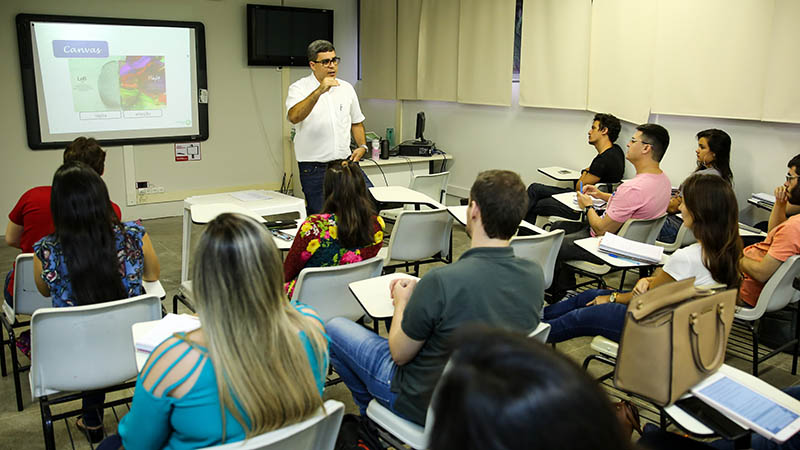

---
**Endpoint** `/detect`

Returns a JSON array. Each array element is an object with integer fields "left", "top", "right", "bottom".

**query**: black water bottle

[{"left": 380, "top": 139, "right": 390, "bottom": 159}]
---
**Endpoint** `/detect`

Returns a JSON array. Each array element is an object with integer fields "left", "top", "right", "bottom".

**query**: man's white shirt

[{"left": 286, "top": 74, "right": 365, "bottom": 162}]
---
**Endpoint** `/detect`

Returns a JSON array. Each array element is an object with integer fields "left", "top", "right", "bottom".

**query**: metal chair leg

[
  {"left": 751, "top": 321, "right": 760, "bottom": 376},
  {"left": 10, "top": 327, "right": 23, "bottom": 411},
  {"left": 0, "top": 319, "right": 7, "bottom": 377},
  {"left": 40, "top": 396, "right": 56, "bottom": 450},
  {"left": 793, "top": 308, "right": 800, "bottom": 375}
]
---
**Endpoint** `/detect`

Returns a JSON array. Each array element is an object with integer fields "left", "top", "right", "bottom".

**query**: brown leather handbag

[{"left": 614, "top": 277, "right": 736, "bottom": 406}]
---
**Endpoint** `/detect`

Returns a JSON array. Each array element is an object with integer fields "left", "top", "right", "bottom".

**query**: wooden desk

[
  {"left": 361, "top": 154, "right": 453, "bottom": 187},
  {"left": 538, "top": 166, "right": 582, "bottom": 181},
  {"left": 181, "top": 192, "right": 305, "bottom": 281}
]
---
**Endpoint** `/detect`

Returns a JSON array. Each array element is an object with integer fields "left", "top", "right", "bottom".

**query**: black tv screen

[
  {"left": 247, "top": 4, "right": 333, "bottom": 67},
  {"left": 16, "top": 13, "right": 208, "bottom": 150}
]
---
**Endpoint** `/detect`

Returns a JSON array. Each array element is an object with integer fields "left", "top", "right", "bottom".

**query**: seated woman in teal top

[{"left": 99, "top": 213, "right": 329, "bottom": 449}]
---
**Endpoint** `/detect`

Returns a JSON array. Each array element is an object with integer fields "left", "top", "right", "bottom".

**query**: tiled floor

[{"left": 1, "top": 216, "right": 799, "bottom": 449}]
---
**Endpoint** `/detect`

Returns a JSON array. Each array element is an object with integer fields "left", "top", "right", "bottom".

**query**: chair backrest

[
  {"left": 200, "top": 400, "right": 345, "bottom": 450},
  {"left": 410, "top": 171, "right": 449, "bottom": 205},
  {"left": 4, "top": 253, "right": 52, "bottom": 321},
  {"left": 291, "top": 256, "right": 384, "bottom": 323},
  {"left": 528, "top": 322, "right": 551, "bottom": 343},
  {"left": 617, "top": 214, "right": 668, "bottom": 245},
  {"left": 656, "top": 223, "right": 697, "bottom": 253},
  {"left": 30, "top": 294, "right": 162, "bottom": 398},
  {"left": 747, "top": 255, "right": 800, "bottom": 318},
  {"left": 509, "top": 229, "right": 565, "bottom": 289},
  {"left": 386, "top": 209, "right": 453, "bottom": 262}
]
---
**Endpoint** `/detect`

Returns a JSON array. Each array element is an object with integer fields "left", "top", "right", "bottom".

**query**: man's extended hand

[
  {"left": 317, "top": 76, "right": 339, "bottom": 94},
  {"left": 350, "top": 147, "right": 366, "bottom": 162}
]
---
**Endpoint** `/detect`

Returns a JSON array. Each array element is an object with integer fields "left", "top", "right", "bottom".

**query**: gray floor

[{"left": 1, "top": 216, "right": 799, "bottom": 449}]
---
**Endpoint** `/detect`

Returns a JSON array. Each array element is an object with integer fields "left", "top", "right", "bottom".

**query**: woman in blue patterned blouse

[{"left": 32, "top": 161, "right": 160, "bottom": 442}]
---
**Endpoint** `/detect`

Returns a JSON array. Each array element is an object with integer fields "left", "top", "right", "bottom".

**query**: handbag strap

[{"left": 689, "top": 302, "right": 727, "bottom": 373}]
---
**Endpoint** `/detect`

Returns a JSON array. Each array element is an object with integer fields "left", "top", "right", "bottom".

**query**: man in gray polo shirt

[{"left": 327, "top": 170, "right": 545, "bottom": 425}]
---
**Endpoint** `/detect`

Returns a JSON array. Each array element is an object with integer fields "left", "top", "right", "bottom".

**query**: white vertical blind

[
  {"left": 397, "top": 0, "right": 423, "bottom": 100},
  {"left": 359, "top": 0, "right": 397, "bottom": 100},
  {"left": 457, "top": 0, "right": 516, "bottom": 106},
  {"left": 519, "top": 0, "right": 591, "bottom": 110},
  {"left": 587, "top": 0, "right": 657, "bottom": 124},
  {"left": 650, "top": 0, "right": 773, "bottom": 120},
  {"left": 762, "top": 0, "right": 800, "bottom": 123},
  {"left": 416, "top": 0, "right": 460, "bottom": 102}
]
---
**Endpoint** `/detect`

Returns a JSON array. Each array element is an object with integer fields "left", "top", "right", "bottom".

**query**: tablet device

[
  {"left": 692, "top": 373, "right": 800, "bottom": 443},
  {"left": 675, "top": 397, "right": 748, "bottom": 440}
]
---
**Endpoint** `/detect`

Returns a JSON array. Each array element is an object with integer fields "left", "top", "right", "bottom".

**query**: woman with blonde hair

[{"left": 99, "top": 213, "right": 328, "bottom": 449}]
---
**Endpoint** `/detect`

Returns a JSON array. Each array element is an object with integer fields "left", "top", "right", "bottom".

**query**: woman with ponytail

[
  {"left": 33, "top": 161, "right": 160, "bottom": 442},
  {"left": 283, "top": 159, "right": 385, "bottom": 297},
  {"left": 543, "top": 174, "right": 742, "bottom": 344}
]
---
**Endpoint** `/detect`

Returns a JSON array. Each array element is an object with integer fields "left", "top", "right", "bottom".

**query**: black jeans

[{"left": 525, "top": 183, "right": 581, "bottom": 224}]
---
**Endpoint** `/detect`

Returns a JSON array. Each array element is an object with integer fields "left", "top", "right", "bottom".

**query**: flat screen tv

[
  {"left": 16, "top": 13, "right": 209, "bottom": 149},
  {"left": 247, "top": 4, "right": 333, "bottom": 67}
]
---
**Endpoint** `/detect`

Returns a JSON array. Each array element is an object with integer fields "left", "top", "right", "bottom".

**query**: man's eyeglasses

[
  {"left": 313, "top": 57, "right": 341, "bottom": 66},
  {"left": 786, "top": 174, "right": 800, "bottom": 182},
  {"left": 630, "top": 137, "right": 652, "bottom": 146}
]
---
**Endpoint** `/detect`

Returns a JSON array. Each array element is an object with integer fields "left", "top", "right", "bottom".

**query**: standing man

[
  {"left": 286, "top": 39, "right": 371, "bottom": 214},
  {"left": 524, "top": 113, "right": 625, "bottom": 225}
]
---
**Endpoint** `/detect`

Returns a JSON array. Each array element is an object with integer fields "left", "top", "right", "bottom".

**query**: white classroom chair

[
  {"left": 0, "top": 253, "right": 52, "bottom": 411},
  {"left": 509, "top": 229, "right": 565, "bottom": 290},
  {"left": 380, "top": 172, "right": 450, "bottom": 221},
  {"left": 290, "top": 256, "right": 384, "bottom": 323},
  {"left": 30, "top": 294, "right": 162, "bottom": 450},
  {"left": 199, "top": 400, "right": 345, "bottom": 450},
  {"left": 380, "top": 209, "right": 453, "bottom": 275}
]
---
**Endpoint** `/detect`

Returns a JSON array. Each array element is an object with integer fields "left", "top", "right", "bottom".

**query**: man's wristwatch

[
  {"left": 609, "top": 292, "right": 618, "bottom": 303},
  {"left": 357, "top": 144, "right": 368, "bottom": 152}
]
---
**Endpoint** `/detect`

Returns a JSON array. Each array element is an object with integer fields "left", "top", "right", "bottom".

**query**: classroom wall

[
  {"left": 361, "top": 82, "right": 799, "bottom": 223},
  {"left": 0, "top": 0, "right": 358, "bottom": 222}
]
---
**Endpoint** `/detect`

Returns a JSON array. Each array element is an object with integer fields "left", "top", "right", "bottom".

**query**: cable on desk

[{"left": 361, "top": 158, "right": 389, "bottom": 186}]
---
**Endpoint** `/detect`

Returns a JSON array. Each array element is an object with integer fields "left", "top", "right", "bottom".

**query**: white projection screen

[{"left": 17, "top": 14, "right": 209, "bottom": 149}]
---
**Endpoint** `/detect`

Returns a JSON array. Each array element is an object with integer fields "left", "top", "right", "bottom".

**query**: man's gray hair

[{"left": 307, "top": 40, "right": 335, "bottom": 62}]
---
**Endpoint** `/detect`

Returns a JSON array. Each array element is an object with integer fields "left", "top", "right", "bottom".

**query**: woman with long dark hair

[
  {"left": 659, "top": 128, "right": 733, "bottom": 242},
  {"left": 544, "top": 174, "right": 741, "bottom": 343},
  {"left": 33, "top": 161, "right": 160, "bottom": 441},
  {"left": 283, "top": 159, "right": 384, "bottom": 296},
  {"left": 431, "top": 327, "right": 633, "bottom": 450}
]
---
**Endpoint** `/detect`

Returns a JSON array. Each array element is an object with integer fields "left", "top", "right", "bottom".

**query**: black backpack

[{"left": 334, "top": 414, "right": 386, "bottom": 450}]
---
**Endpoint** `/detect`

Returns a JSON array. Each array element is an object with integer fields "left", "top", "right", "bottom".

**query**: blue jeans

[
  {"left": 658, "top": 214, "right": 683, "bottom": 243},
  {"left": 544, "top": 289, "right": 627, "bottom": 343},
  {"left": 327, "top": 317, "right": 404, "bottom": 418},
  {"left": 298, "top": 161, "right": 374, "bottom": 215}
]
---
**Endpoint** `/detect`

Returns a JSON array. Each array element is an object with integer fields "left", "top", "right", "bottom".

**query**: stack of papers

[
  {"left": 135, "top": 313, "right": 201, "bottom": 353},
  {"left": 598, "top": 233, "right": 663, "bottom": 264},
  {"left": 752, "top": 193, "right": 776, "bottom": 206}
]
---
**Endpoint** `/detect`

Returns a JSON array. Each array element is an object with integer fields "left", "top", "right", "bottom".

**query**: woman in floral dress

[{"left": 284, "top": 160, "right": 384, "bottom": 298}]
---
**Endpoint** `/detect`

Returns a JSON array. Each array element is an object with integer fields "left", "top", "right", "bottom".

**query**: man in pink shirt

[
  {"left": 739, "top": 154, "right": 800, "bottom": 307},
  {"left": 549, "top": 123, "right": 672, "bottom": 300}
]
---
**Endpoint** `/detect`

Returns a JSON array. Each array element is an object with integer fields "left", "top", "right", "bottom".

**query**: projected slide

[{"left": 19, "top": 17, "right": 204, "bottom": 146}]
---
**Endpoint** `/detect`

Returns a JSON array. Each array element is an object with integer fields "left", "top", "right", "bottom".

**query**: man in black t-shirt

[
  {"left": 525, "top": 113, "right": 626, "bottom": 225},
  {"left": 326, "top": 170, "right": 544, "bottom": 425}
]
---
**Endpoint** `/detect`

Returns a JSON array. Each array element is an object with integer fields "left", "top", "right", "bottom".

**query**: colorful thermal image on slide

[
  {"left": 119, "top": 56, "right": 166, "bottom": 110},
  {"left": 68, "top": 55, "right": 166, "bottom": 112}
]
